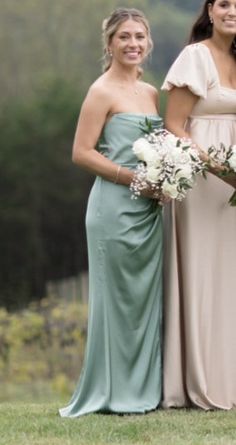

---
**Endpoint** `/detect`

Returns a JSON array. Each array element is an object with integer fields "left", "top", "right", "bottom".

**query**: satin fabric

[{"left": 59, "top": 113, "right": 163, "bottom": 417}]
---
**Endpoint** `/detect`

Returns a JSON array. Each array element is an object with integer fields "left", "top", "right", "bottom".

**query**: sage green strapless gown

[{"left": 59, "top": 113, "right": 163, "bottom": 417}]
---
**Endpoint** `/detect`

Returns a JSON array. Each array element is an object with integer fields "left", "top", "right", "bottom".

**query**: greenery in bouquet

[
  {"left": 207, "top": 143, "right": 236, "bottom": 206},
  {"left": 130, "top": 126, "right": 206, "bottom": 201}
]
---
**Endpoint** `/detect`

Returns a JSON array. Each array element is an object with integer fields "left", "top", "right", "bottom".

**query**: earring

[
  {"left": 209, "top": 16, "right": 213, "bottom": 24},
  {"left": 108, "top": 50, "right": 113, "bottom": 57}
]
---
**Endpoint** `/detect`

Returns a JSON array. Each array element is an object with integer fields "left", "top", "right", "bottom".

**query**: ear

[{"left": 208, "top": 2, "right": 213, "bottom": 16}]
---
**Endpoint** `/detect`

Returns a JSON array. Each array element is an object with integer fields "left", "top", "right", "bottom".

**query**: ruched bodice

[{"left": 97, "top": 113, "right": 163, "bottom": 166}]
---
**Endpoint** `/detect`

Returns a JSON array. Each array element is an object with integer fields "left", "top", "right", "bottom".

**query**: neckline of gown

[
  {"left": 197, "top": 42, "right": 236, "bottom": 93},
  {"left": 107, "top": 112, "right": 162, "bottom": 124}
]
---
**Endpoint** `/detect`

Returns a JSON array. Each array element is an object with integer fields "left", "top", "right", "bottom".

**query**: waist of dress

[{"left": 190, "top": 114, "right": 235, "bottom": 121}]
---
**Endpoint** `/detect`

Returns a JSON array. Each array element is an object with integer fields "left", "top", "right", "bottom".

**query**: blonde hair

[{"left": 102, "top": 8, "right": 153, "bottom": 77}]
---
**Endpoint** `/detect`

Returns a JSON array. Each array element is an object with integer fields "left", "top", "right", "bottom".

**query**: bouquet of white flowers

[
  {"left": 130, "top": 128, "right": 206, "bottom": 201},
  {"left": 207, "top": 143, "right": 236, "bottom": 206}
]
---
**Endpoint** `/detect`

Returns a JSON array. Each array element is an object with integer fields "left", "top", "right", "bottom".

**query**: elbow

[
  {"left": 164, "top": 119, "right": 172, "bottom": 132},
  {"left": 164, "top": 118, "right": 185, "bottom": 136},
  {"left": 72, "top": 150, "right": 80, "bottom": 165},
  {"left": 164, "top": 117, "right": 177, "bottom": 133},
  {"left": 72, "top": 149, "right": 93, "bottom": 172},
  {"left": 72, "top": 148, "right": 85, "bottom": 166}
]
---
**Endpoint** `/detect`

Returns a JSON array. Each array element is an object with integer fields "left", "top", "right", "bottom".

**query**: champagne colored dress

[
  {"left": 59, "top": 113, "right": 163, "bottom": 417},
  {"left": 162, "top": 43, "right": 236, "bottom": 410}
]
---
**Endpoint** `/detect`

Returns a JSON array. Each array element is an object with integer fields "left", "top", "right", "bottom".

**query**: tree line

[
  {"left": 0, "top": 80, "right": 94, "bottom": 309},
  {"left": 0, "top": 0, "right": 202, "bottom": 309},
  {"left": 0, "top": 0, "right": 202, "bottom": 102}
]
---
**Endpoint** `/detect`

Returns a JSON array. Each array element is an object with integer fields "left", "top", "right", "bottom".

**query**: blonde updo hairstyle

[{"left": 102, "top": 8, "right": 153, "bottom": 78}]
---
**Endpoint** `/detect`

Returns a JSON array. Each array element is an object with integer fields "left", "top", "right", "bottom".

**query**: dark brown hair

[{"left": 188, "top": 0, "right": 236, "bottom": 58}]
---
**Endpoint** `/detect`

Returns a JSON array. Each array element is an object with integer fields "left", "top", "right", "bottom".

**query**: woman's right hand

[
  {"left": 140, "top": 186, "right": 171, "bottom": 204},
  {"left": 207, "top": 158, "right": 236, "bottom": 187}
]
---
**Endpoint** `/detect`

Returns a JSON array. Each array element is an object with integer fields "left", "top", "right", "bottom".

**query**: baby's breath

[
  {"left": 207, "top": 143, "right": 236, "bottom": 206},
  {"left": 130, "top": 128, "right": 206, "bottom": 201}
]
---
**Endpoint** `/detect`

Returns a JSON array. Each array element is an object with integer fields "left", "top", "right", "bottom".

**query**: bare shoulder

[
  {"left": 139, "top": 80, "right": 159, "bottom": 111},
  {"left": 80, "top": 74, "right": 113, "bottom": 118},
  {"left": 140, "top": 81, "right": 159, "bottom": 98},
  {"left": 140, "top": 81, "right": 158, "bottom": 93},
  {"left": 86, "top": 75, "right": 112, "bottom": 105}
]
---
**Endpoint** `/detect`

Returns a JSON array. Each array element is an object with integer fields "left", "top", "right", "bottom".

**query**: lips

[
  {"left": 124, "top": 51, "right": 142, "bottom": 59},
  {"left": 223, "top": 19, "right": 236, "bottom": 24}
]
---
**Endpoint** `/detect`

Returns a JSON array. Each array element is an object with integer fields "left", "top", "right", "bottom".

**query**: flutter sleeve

[{"left": 161, "top": 43, "right": 216, "bottom": 99}]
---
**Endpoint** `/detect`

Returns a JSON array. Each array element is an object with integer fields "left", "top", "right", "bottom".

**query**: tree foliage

[
  {"left": 0, "top": 0, "right": 203, "bottom": 308},
  {"left": 0, "top": 79, "right": 93, "bottom": 309},
  {"left": 0, "top": 0, "right": 202, "bottom": 101}
]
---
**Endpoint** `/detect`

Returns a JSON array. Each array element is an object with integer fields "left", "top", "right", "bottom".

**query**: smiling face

[
  {"left": 208, "top": 0, "right": 236, "bottom": 36},
  {"left": 108, "top": 19, "right": 149, "bottom": 68}
]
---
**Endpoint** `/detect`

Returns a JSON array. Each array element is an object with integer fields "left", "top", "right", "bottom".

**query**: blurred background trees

[{"left": 0, "top": 0, "right": 202, "bottom": 309}]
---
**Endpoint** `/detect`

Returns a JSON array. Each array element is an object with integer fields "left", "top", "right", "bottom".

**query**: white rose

[
  {"left": 133, "top": 138, "right": 151, "bottom": 162},
  {"left": 162, "top": 180, "right": 179, "bottom": 199},
  {"left": 167, "top": 146, "right": 184, "bottom": 164},
  {"left": 164, "top": 133, "right": 179, "bottom": 147},
  {"left": 146, "top": 166, "right": 161, "bottom": 182},
  {"left": 144, "top": 150, "right": 162, "bottom": 167},
  {"left": 175, "top": 164, "right": 193, "bottom": 181},
  {"left": 228, "top": 148, "right": 236, "bottom": 171}
]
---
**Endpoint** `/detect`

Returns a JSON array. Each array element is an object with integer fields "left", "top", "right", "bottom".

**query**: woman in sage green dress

[{"left": 59, "top": 8, "right": 163, "bottom": 418}]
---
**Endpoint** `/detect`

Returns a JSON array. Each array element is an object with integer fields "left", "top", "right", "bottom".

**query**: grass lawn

[{"left": 0, "top": 402, "right": 236, "bottom": 445}]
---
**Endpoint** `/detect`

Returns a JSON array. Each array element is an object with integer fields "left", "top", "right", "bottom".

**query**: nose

[
  {"left": 128, "top": 36, "right": 138, "bottom": 46},
  {"left": 228, "top": 4, "right": 236, "bottom": 15}
]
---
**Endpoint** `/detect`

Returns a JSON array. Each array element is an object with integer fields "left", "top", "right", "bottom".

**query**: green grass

[{"left": 0, "top": 403, "right": 236, "bottom": 445}]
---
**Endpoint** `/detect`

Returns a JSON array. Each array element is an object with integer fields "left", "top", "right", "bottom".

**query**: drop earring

[{"left": 209, "top": 16, "right": 213, "bottom": 24}]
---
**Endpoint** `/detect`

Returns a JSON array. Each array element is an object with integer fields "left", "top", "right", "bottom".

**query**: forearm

[
  {"left": 165, "top": 120, "right": 189, "bottom": 139},
  {"left": 72, "top": 149, "right": 134, "bottom": 186}
]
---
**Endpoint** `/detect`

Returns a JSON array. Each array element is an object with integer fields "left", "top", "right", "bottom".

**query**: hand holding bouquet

[
  {"left": 207, "top": 144, "right": 236, "bottom": 206},
  {"left": 130, "top": 128, "right": 206, "bottom": 202}
]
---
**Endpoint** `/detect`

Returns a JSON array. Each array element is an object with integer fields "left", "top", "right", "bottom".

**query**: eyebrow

[{"left": 118, "top": 30, "right": 146, "bottom": 34}]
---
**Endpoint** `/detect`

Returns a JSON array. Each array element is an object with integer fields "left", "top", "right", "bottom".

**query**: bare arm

[
  {"left": 72, "top": 83, "right": 165, "bottom": 199},
  {"left": 165, "top": 86, "right": 208, "bottom": 160},
  {"left": 72, "top": 85, "right": 133, "bottom": 186},
  {"left": 164, "top": 87, "right": 197, "bottom": 137}
]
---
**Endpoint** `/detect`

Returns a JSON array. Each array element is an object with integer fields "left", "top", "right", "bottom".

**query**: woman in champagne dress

[
  {"left": 59, "top": 8, "right": 163, "bottom": 418},
  {"left": 162, "top": 0, "right": 236, "bottom": 410}
]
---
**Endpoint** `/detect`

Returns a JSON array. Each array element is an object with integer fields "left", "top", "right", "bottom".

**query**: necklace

[{"left": 117, "top": 82, "right": 140, "bottom": 95}]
